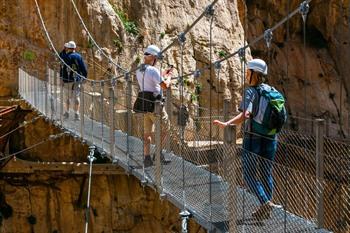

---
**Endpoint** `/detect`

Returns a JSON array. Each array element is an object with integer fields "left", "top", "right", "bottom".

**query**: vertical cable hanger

[
  {"left": 206, "top": 4, "right": 215, "bottom": 231},
  {"left": 300, "top": 1, "right": 309, "bottom": 128},
  {"left": 283, "top": 0, "right": 291, "bottom": 231},
  {"left": 240, "top": 1, "right": 248, "bottom": 227},
  {"left": 177, "top": 29, "right": 192, "bottom": 233},
  {"left": 299, "top": 0, "right": 310, "bottom": 219}
]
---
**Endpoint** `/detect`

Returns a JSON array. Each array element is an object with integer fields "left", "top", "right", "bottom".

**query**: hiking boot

[
  {"left": 252, "top": 202, "right": 273, "bottom": 220},
  {"left": 74, "top": 113, "right": 80, "bottom": 121},
  {"left": 152, "top": 153, "right": 171, "bottom": 165},
  {"left": 63, "top": 112, "right": 69, "bottom": 119},
  {"left": 144, "top": 156, "right": 153, "bottom": 168}
]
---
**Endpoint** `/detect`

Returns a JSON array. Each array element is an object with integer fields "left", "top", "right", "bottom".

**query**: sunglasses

[{"left": 144, "top": 52, "right": 152, "bottom": 56}]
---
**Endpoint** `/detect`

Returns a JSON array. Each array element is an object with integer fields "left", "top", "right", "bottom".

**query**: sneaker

[
  {"left": 252, "top": 202, "right": 273, "bottom": 220},
  {"left": 144, "top": 156, "right": 153, "bottom": 168},
  {"left": 74, "top": 113, "right": 80, "bottom": 121},
  {"left": 63, "top": 112, "right": 69, "bottom": 119},
  {"left": 152, "top": 153, "right": 171, "bottom": 165}
]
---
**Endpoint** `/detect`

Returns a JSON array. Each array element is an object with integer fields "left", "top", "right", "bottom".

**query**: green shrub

[
  {"left": 23, "top": 50, "right": 36, "bottom": 61},
  {"left": 111, "top": 4, "right": 138, "bottom": 36}
]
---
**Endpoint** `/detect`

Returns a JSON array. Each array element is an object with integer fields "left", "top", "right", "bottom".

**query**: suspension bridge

[{"left": 7, "top": 0, "right": 350, "bottom": 232}]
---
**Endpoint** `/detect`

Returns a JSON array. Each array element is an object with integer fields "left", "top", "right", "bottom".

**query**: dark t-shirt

[
  {"left": 67, "top": 52, "right": 88, "bottom": 82},
  {"left": 239, "top": 87, "right": 259, "bottom": 133},
  {"left": 59, "top": 50, "right": 70, "bottom": 81}
]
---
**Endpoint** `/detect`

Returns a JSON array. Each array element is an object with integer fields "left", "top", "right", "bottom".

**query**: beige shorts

[
  {"left": 141, "top": 108, "right": 169, "bottom": 135},
  {"left": 61, "top": 81, "right": 81, "bottom": 104}
]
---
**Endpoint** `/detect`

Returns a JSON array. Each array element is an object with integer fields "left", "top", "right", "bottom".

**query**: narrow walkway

[{"left": 18, "top": 71, "right": 330, "bottom": 233}]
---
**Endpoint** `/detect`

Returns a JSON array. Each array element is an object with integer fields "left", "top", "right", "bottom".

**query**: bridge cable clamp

[
  {"left": 299, "top": 1, "right": 310, "bottom": 23},
  {"left": 238, "top": 48, "right": 245, "bottom": 62},
  {"left": 88, "top": 146, "right": 96, "bottom": 163},
  {"left": 178, "top": 32, "right": 186, "bottom": 45},
  {"left": 264, "top": 29, "right": 273, "bottom": 49},
  {"left": 193, "top": 69, "right": 201, "bottom": 78},
  {"left": 205, "top": 4, "right": 215, "bottom": 17},
  {"left": 180, "top": 210, "right": 192, "bottom": 233},
  {"left": 214, "top": 61, "right": 222, "bottom": 70}
]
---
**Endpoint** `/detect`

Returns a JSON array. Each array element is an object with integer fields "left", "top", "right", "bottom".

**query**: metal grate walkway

[{"left": 17, "top": 68, "right": 332, "bottom": 233}]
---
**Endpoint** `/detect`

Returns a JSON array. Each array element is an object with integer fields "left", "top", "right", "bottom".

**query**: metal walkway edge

[{"left": 18, "top": 69, "right": 332, "bottom": 233}]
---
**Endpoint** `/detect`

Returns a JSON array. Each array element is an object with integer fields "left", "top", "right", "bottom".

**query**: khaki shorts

[
  {"left": 140, "top": 108, "right": 169, "bottom": 135},
  {"left": 61, "top": 81, "right": 81, "bottom": 104}
]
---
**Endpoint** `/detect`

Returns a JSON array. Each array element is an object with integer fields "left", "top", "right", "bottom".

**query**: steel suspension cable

[
  {"left": 173, "top": 0, "right": 313, "bottom": 83},
  {"left": 0, "top": 116, "right": 41, "bottom": 140},
  {"left": 0, "top": 133, "right": 65, "bottom": 162},
  {"left": 160, "top": 0, "right": 219, "bottom": 55},
  {"left": 69, "top": 0, "right": 128, "bottom": 73},
  {"left": 34, "top": 0, "right": 123, "bottom": 84},
  {"left": 240, "top": 1, "right": 248, "bottom": 226},
  {"left": 208, "top": 10, "right": 215, "bottom": 231},
  {"left": 179, "top": 38, "right": 186, "bottom": 212},
  {"left": 283, "top": 0, "right": 291, "bottom": 231},
  {"left": 300, "top": 0, "right": 310, "bottom": 220}
]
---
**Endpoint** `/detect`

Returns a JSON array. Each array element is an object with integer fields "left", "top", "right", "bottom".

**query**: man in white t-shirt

[{"left": 135, "top": 45, "right": 173, "bottom": 167}]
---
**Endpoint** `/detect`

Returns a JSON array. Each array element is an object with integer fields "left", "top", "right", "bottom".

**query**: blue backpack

[{"left": 251, "top": 84, "right": 287, "bottom": 136}]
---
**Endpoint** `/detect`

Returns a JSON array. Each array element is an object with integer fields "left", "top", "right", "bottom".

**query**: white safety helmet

[
  {"left": 144, "top": 45, "right": 161, "bottom": 58},
  {"left": 65, "top": 41, "right": 77, "bottom": 49},
  {"left": 247, "top": 58, "right": 267, "bottom": 75}
]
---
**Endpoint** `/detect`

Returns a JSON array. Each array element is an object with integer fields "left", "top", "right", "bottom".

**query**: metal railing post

[
  {"left": 154, "top": 100, "right": 162, "bottom": 192},
  {"left": 315, "top": 118, "right": 325, "bottom": 229},
  {"left": 223, "top": 99, "right": 236, "bottom": 146},
  {"left": 80, "top": 82, "right": 85, "bottom": 138},
  {"left": 34, "top": 72, "right": 38, "bottom": 108},
  {"left": 223, "top": 99, "right": 237, "bottom": 233},
  {"left": 45, "top": 63, "right": 49, "bottom": 116},
  {"left": 59, "top": 72, "right": 63, "bottom": 123},
  {"left": 165, "top": 88, "right": 172, "bottom": 152},
  {"left": 100, "top": 82, "right": 105, "bottom": 149},
  {"left": 126, "top": 74, "right": 132, "bottom": 137},
  {"left": 109, "top": 84, "right": 115, "bottom": 159},
  {"left": 53, "top": 68, "right": 58, "bottom": 120},
  {"left": 126, "top": 73, "right": 132, "bottom": 165}
]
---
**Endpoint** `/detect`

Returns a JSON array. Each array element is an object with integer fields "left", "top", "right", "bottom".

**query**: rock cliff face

[
  {"left": 1, "top": 0, "right": 349, "bottom": 232},
  {"left": 243, "top": 0, "right": 350, "bottom": 137},
  {"left": 0, "top": 0, "right": 243, "bottom": 232}
]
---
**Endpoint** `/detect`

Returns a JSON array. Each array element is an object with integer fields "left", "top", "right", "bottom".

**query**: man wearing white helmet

[
  {"left": 60, "top": 41, "right": 87, "bottom": 121},
  {"left": 134, "top": 44, "right": 173, "bottom": 167},
  {"left": 213, "top": 58, "right": 282, "bottom": 220}
]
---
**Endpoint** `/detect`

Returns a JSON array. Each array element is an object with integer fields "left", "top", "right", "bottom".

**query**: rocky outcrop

[
  {"left": 0, "top": 0, "right": 245, "bottom": 232},
  {"left": 244, "top": 0, "right": 350, "bottom": 137},
  {"left": 0, "top": 173, "right": 205, "bottom": 233}
]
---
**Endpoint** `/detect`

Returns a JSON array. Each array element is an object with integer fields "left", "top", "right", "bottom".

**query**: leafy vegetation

[
  {"left": 135, "top": 55, "right": 141, "bottom": 64},
  {"left": 217, "top": 50, "right": 227, "bottom": 58},
  {"left": 23, "top": 50, "right": 36, "bottom": 61},
  {"left": 113, "top": 38, "right": 123, "bottom": 51},
  {"left": 110, "top": 4, "right": 138, "bottom": 36}
]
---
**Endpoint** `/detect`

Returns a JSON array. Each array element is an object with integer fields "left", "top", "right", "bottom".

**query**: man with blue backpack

[
  {"left": 213, "top": 58, "right": 286, "bottom": 220},
  {"left": 59, "top": 41, "right": 87, "bottom": 121}
]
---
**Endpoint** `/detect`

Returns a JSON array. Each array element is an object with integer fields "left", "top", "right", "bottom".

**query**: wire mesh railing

[{"left": 19, "top": 66, "right": 350, "bottom": 232}]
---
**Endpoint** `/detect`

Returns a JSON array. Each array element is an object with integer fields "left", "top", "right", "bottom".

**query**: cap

[
  {"left": 144, "top": 45, "right": 161, "bottom": 58},
  {"left": 66, "top": 41, "right": 76, "bottom": 49},
  {"left": 247, "top": 58, "right": 268, "bottom": 75}
]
